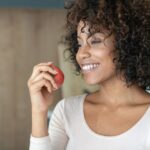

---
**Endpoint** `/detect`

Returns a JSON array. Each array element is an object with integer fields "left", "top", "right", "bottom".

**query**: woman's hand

[{"left": 27, "top": 62, "right": 58, "bottom": 114}]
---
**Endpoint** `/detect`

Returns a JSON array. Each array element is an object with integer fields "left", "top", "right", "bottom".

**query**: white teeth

[{"left": 82, "top": 63, "right": 100, "bottom": 71}]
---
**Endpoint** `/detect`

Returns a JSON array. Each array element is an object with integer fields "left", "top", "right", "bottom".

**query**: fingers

[
  {"left": 27, "top": 62, "right": 58, "bottom": 93},
  {"left": 33, "top": 72, "right": 58, "bottom": 89},
  {"left": 30, "top": 62, "right": 57, "bottom": 81},
  {"left": 37, "top": 62, "right": 53, "bottom": 66},
  {"left": 29, "top": 78, "right": 53, "bottom": 93}
]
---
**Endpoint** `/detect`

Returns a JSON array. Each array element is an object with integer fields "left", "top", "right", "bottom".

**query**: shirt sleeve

[
  {"left": 146, "top": 127, "right": 150, "bottom": 149},
  {"left": 29, "top": 99, "right": 69, "bottom": 150}
]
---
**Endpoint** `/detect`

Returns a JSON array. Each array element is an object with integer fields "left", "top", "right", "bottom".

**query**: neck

[{"left": 96, "top": 76, "right": 147, "bottom": 107}]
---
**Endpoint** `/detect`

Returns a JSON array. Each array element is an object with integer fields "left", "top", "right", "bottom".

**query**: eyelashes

[
  {"left": 77, "top": 40, "right": 102, "bottom": 47},
  {"left": 91, "top": 40, "right": 101, "bottom": 44}
]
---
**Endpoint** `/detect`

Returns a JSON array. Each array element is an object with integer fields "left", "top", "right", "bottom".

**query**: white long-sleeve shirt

[{"left": 29, "top": 94, "right": 150, "bottom": 150}]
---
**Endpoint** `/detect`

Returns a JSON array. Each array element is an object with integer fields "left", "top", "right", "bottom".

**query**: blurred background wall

[
  {"left": 0, "top": 8, "right": 66, "bottom": 150},
  {"left": 0, "top": 1, "right": 99, "bottom": 149}
]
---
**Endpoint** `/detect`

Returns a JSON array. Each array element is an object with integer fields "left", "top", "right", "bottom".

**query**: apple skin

[{"left": 49, "top": 64, "right": 64, "bottom": 89}]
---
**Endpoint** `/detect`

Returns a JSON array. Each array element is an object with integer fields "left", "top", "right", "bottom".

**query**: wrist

[
  {"left": 31, "top": 111, "right": 49, "bottom": 137},
  {"left": 32, "top": 107, "right": 49, "bottom": 115}
]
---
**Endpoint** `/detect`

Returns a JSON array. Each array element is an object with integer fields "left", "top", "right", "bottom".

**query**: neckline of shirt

[{"left": 80, "top": 93, "right": 150, "bottom": 139}]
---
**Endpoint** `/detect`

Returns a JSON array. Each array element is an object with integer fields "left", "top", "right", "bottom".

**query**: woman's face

[{"left": 76, "top": 21, "right": 117, "bottom": 85}]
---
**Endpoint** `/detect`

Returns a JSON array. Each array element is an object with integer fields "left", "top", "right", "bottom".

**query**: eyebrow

[{"left": 77, "top": 34, "right": 102, "bottom": 40}]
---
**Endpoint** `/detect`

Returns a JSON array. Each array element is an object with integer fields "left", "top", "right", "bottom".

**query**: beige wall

[{"left": 0, "top": 8, "right": 66, "bottom": 150}]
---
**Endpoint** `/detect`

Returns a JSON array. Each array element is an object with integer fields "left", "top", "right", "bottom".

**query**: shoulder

[
  {"left": 52, "top": 94, "right": 87, "bottom": 121},
  {"left": 51, "top": 94, "right": 86, "bottom": 128},
  {"left": 50, "top": 94, "right": 85, "bottom": 123}
]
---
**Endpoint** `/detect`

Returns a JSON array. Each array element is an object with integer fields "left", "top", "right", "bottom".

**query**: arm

[
  {"left": 27, "top": 62, "right": 68, "bottom": 150},
  {"left": 145, "top": 127, "right": 150, "bottom": 149},
  {"left": 29, "top": 100, "right": 69, "bottom": 150}
]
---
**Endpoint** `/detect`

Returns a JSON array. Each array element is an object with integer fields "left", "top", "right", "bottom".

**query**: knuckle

[
  {"left": 49, "top": 67, "right": 55, "bottom": 72},
  {"left": 34, "top": 63, "right": 42, "bottom": 68},
  {"left": 43, "top": 72, "right": 50, "bottom": 78},
  {"left": 43, "top": 72, "right": 49, "bottom": 79},
  {"left": 44, "top": 66, "right": 49, "bottom": 71},
  {"left": 34, "top": 65, "right": 49, "bottom": 72},
  {"left": 41, "top": 72, "right": 45, "bottom": 76}
]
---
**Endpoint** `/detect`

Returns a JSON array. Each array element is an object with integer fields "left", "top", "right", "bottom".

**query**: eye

[{"left": 91, "top": 40, "right": 101, "bottom": 44}]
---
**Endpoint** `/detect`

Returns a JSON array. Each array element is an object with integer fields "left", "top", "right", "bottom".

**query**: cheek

[
  {"left": 98, "top": 50, "right": 116, "bottom": 69},
  {"left": 95, "top": 48, "right": 111, "bottom": 60}
]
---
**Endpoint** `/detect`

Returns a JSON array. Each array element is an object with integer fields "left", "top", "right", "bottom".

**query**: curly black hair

[{"left": 63, "top": 0, "right": 150, "bottom": 90}]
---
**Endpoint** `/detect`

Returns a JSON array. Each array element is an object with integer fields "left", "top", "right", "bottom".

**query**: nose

[{"left": 76, "top": 45, "right": 91, "bottom": 59}]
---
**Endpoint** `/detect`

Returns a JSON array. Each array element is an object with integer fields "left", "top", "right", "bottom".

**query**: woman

[{"left": 28, "top": 0, "right": 150, "bottom": 149}]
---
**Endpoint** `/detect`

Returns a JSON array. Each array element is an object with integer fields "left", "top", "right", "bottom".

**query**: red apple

[{"left": 49, "top": 64, "right": 64, "bottom": 89}]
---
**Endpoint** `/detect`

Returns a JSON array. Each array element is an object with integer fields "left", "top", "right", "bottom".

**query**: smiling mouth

[{"left": 81, "top": 63, "right": 100, "bottom": 72}]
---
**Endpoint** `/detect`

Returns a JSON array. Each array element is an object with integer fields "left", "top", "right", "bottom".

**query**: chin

[{"left": 84, "top": 78, "right": 100, "bottom": 85}]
